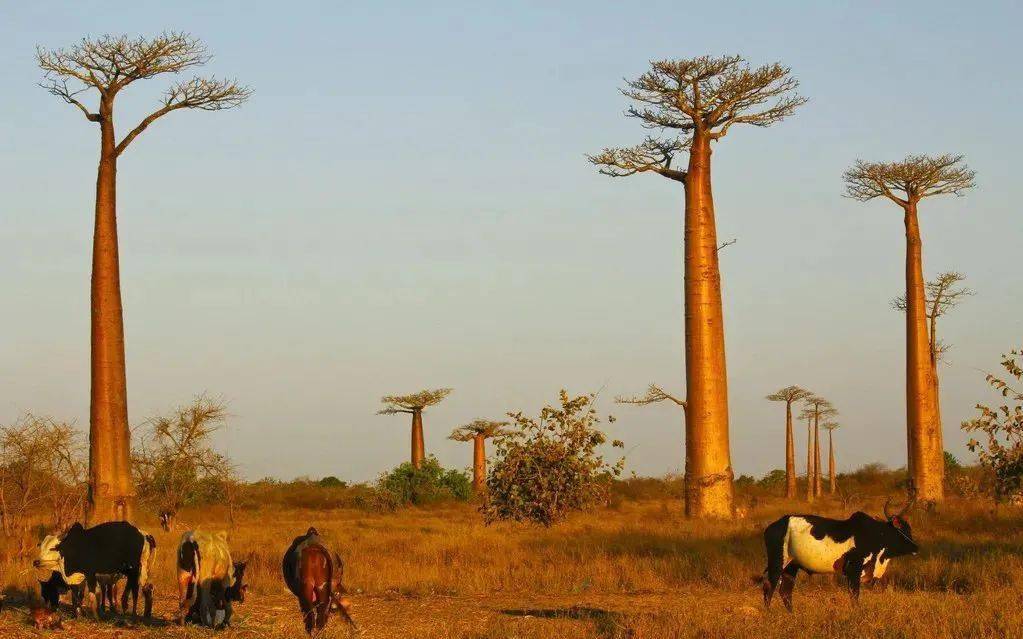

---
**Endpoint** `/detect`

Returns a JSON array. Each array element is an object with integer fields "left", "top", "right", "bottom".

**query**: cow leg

[
  {"left": 843, "top": 551, "right": 866, "bottom": 604},
  {"left": 778, "top": 563, "right": 799, "bottom": 612},
  {"left": 143, "top": 583, "right": 154, "bottom": 619},
  {"left": 200, "top": 586, "right": 215, "bottom": 627},
  {"left": 300, "top": 583, "right": 318, "bottom": 634},
  {"left": 762, "top": 516, "right": 789, "bottom": 608},
  {"left": 315, "top": 586, "right": 331, "bottom": 631},
  {"left": 177, "top": 572, "right": 196, "bottom": 625}
]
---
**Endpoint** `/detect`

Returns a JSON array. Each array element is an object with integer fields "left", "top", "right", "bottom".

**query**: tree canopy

[
  {"left": 377, "top": 388, "right": 453, "bottom": 415},
  {"left": 588, "top": 55, "right": 806, "bottom": 179},
  {"left": 843, "top": 154, "right": 975, "bottom": 206},
  {"left": 766, "top": 385, "right": 813, "bottom": 405},
  {"left": 449, "top": 419, "right": 510, "bottom": 442}
]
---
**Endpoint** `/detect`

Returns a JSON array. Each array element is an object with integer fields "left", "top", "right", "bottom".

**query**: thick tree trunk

[
  {"left": 813, "top": 415, "right": 822, "bottom": 498},
  {"left": 784, "top": 402, "right": 796, "bottom": 499},
  {"left": 472, "top": 435, "right": 485, "bottom": 493},
  {"left": 904, "top": 203, "right": 944, "bottom": 502},
  {"left": 682, "top": 133, "right": 734, "bottom": 519},
  {"left": 828, "top": 431, "right": 837, "bottom": 495},
  {"left": 410, "top": 409, "right": 425, "bottom": 468},
  {"left": 87, "top": 99, "right": 135, "bottom": 525},
  {"left": 805, "top": 419, "right": 814, "bottom": 502}
]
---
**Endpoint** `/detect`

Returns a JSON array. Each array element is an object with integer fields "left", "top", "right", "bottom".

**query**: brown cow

[{"left": 282, "top": 527, "right": 357, "bottom": 635}]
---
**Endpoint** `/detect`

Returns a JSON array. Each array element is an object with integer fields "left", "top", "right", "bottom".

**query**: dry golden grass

[{"left": 1, "top": 494, "right": 1021, "bottom": 638}]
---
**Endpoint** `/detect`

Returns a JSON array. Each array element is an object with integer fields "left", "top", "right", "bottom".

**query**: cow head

[
  {"left": 33, "top": 525, "right": 86, "bottom": 586},
  {"left": 226, "top": 561, "right": 248, "bottom": 603},
  {"left": 882, "top": 491, "right": 919, "bottom": 556}
]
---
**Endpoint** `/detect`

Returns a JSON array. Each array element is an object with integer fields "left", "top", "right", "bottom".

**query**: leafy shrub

[
  {"left": 377, "top": 457, "right": 471, "bottom": 506},
  {"left": 757, "top": 469, "right": 787, "bottom": 489},
  {"left": 482, "top": 391, "right": 624, "bottom": 527},
  {"left": 318, "top": 476, "right": 347, "bottom": 488},
  {"left": 963, "top": 348, "right": 1023, "bottom": 502}
]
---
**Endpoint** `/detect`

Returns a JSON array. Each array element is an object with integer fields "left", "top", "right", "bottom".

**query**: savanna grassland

[{"left": 0, "top": 477, "right": 1020, "bottom": 639}]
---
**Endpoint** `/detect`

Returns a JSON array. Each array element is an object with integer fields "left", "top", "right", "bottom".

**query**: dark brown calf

[{"left": 282, "top": 527, "right": 356, "bottom": 635}]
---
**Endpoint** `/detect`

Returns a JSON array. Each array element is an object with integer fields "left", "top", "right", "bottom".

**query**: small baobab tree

[
  {"left": 766, "top": 386, "right": 813, "bottom": 499},
  {"left": 844, "top": 154, "right": 975, "bottom": 504},
  {"left": 377, "top": 389, "right": 452, "bottom": 469},
  {"left": 37, "top": 33, "right": 250, "bottom": 524},
  {"left": 822, "top": 422, "right": 840, "bottom": 495},
  {"left": 800, "top": 396, "right": 837, "bottom": 499},
  {"left": 449, "top": 419, "right": 509, "bottom": 493},
  {"left": 590, "top": 56, "right": 806, "bottom": 518},
  {"left": 803, "top": 411, "right": 815, "bottom": 502},
  {"left": 893, "top": 271, "right": 973, "bottom": 438}
]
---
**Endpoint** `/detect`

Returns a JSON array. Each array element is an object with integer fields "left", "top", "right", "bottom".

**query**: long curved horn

[
  {"left": 898, "top": 487, "right": 917, "bottom": 517},
  {"left": 883, "top": 496, "right": 894, "bottom": 519}
]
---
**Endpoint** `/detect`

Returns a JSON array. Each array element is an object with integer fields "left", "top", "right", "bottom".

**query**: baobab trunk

[
  {"left": 828, "top": 430, "right": 837, "bottom": 495},
  {"left": 813, "top": 416, "right": 822, "bottom": 498},
  {"left": 410, "top": 409, "right": 425, "bottom": 469},
  {"left": 88, "top": 98, "right": 135, "bottom": 525},
  {"left": 785, "top": 402, "right": 796, "bottom": 499},
  {"left": 682, "top": 133, "right": 734, "bottom": 518},
  {"left": 805, "top": 419, "right": 814, "bottom": 502},
  {"left": 472, "top": 435, "right": 486, "bottom": 493},
  {"left": 904, "top": 203, "right": 944, "bottom": 502}
]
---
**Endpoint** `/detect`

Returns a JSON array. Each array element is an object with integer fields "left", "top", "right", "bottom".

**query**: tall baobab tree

[
  {"left": 377, "top": 389, "right": 452, "bottom": 468},
  {"left": 800, "top": 397, "right": 837, "bottom": 498},
  {"left": 804, "top": 412, "right": 815, "bottom": 502},
  {"left": 844, "top": 155, "right": 975, "bottom": 503},
  {"left": 822, "top": 422, "right": 840, "bottom": 495},
  {"left": 765, "top": 386, "right": 813, "bottom": 499},
  {"left": 893, "top": 271, "right": 973, "bottom": 438},
  {"left": 590, "top": 57, "right": 806, "bottom": 518},
  {"left": 449, "top": 419, "right": 509, "bottom": 493},
  {"left": 37, "top": 34, "right": 250, "bottom": 524}
]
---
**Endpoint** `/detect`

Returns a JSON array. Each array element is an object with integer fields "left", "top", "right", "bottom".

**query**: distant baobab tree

[
  {"left": 377, "top": 389, "right": 452, "bottom": 468},
  {"left": 765, "top": 386, "right": 813, "bottom": 499},
  {"left": 844, "top": 154, "right": 975, "bottom": 504},
  {"left": 37, "top": 33, "right": 250, "bottom": 524},
  {"left": 590, "top": 56, "right": 806, "bottom": 518},
  {"left": 822, "top": 422, "right": 840, "bottom": 494},
  {"left": 804, "top": 411, "right": 815, "bottom": 502},
  {"left": 893, "top": 271, "right": 973, "bottom": 441},
  {"left": 449, "top": 419, "right": 509, "bottom": 493},
  {"left": 800, "top": 396, "right": 837, "bottom": 499}
]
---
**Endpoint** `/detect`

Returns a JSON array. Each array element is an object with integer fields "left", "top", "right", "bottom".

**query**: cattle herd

[{"left": 21, "top": 494, "right": 918, "bottom": 633}]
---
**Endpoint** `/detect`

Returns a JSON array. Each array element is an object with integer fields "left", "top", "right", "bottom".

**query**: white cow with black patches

[{"left": 760, "top": 502, "right": 919, "bottom": 611}]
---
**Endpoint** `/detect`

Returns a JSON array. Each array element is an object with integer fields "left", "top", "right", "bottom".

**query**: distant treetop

[{"left": 377, "top": 388, "right": 453, "bottom": 415}]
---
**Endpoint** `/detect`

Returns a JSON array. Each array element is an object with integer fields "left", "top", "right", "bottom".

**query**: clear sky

[{"left": 1, "top": 1, "right": 1021, "bottom": 482}]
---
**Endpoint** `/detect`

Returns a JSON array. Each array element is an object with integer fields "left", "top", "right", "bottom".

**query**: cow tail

[{"left": 332, "top": 553, "right": 347, "bottom": 595}]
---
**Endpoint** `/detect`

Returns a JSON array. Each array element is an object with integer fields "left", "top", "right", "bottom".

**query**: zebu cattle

[
  {"left": 176, "top": 530, "right": 247, "bottom": 627},
  {"left": 34, "top": 521, "right": 156, "bottom": 618},
  {"left": 761, "top": 493, "right": 918, "bottom": 610},
  {"left": 282, "top": 527, "right": 356, "bottom": 635}
]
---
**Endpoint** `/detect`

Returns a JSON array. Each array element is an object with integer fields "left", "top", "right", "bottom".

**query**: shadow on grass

[
  {"left": 0, "top": 584, "right": 174, "bottom": 629},
  {"left": 501, "top": 607, "right": 632, "bottom": 639}
]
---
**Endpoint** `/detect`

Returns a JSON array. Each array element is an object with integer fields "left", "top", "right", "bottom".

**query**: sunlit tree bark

[
  {"left": 37, "top": 34, "right": 249, "bottom": 524},
  {"left": 845, "top": 155, "right": 975, "bottom": 504},
  {"left": 800, "top": 397, "right": 836, "bottom": 499},
  {"left": 591, "top": 57, "right": 805, "bottom": 518},
  {"left": 378, "top": 389, "right": 452, "bottom": 468},
  {"left": 822, "top": 422, "right": 840, "bottom": 494}
]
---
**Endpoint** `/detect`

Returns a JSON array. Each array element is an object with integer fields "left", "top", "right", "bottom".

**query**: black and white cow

[
  {"left": 761, "top": 494, "right": 918, "bottom": 610},
  {"left": 34, "top": 521, "right": 157, "bottom": 618}
]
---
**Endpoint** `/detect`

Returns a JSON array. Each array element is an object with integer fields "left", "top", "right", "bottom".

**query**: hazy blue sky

[{"left": 1, "top": 1, "right": 1020, "bottom": 482}]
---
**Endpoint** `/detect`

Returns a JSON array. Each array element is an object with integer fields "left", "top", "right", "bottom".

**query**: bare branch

[
  {"left": 115, "top": 77, "right": 250, "bottom": 155},
  {"left": 616, "top": 384, "right": 686, "bottom": 409},
  {"left": 892, "top": 271, "right": 973, "bottom": 318},
  {"left": 765, "top": 385, "right": 813, "bottom": 405},
  {"left": 716, "top": 238, "right": 737, "bottom": 252},
  {"left": 449, "top": 419, "right": 511, "bottom": 442},
  {"left": 588, "top": 136, "right": 689, "bottom": 182},
  {"left": 39, "top": 78, "right": 101, "bottom": 122}
]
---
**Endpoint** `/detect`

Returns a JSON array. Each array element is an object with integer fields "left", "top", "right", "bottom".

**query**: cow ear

[{"left": 891, "top": 517, "right": 903, "bottom": 529}]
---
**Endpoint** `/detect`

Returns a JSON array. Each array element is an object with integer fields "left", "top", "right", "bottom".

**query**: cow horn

[
  {"left": 883, "top": 496, "right": 894, "bottom": 519},
  {"left": 884, "top": 487, "right": 917, "bottom": 519}
]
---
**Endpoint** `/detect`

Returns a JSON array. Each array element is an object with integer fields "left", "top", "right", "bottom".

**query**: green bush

[{"left": 377, "top": 457, "right": 471, "bottom": 506}]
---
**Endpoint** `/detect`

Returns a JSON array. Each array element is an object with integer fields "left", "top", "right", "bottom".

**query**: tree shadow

[{"left": 500, "top": 606, "right": 633, "bottom": 639}]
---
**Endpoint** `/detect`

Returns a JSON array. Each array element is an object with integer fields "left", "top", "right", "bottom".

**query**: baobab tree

[
  {"left": 804, "top": 412, "right": 815, "bottom": 502},
  {"left": 844, "top": 154, "right": 975, "bottom": 503},
  {"left": 822, "top": 422, "right": 840, "bottom": 495},
  {"left": 766, "top": 386, "right": 813, "bottom": 499},
  {"left": 37, "top": 33, "right": 250, "bottom": 524},
  {"left": 590, "top": 56, "right": 806, "bottom": 518},
  {"left": 448, "top": 419, "right": 509, "bottom": 493},
  {"left": 800, "top": 396, "right": 837, "bottom": 498},
  {"left": 893, "top": 271, "right": 973, "bottom": 435},
  {"left": 377, "top": 389, "right": 452, "bottom": 468}
]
